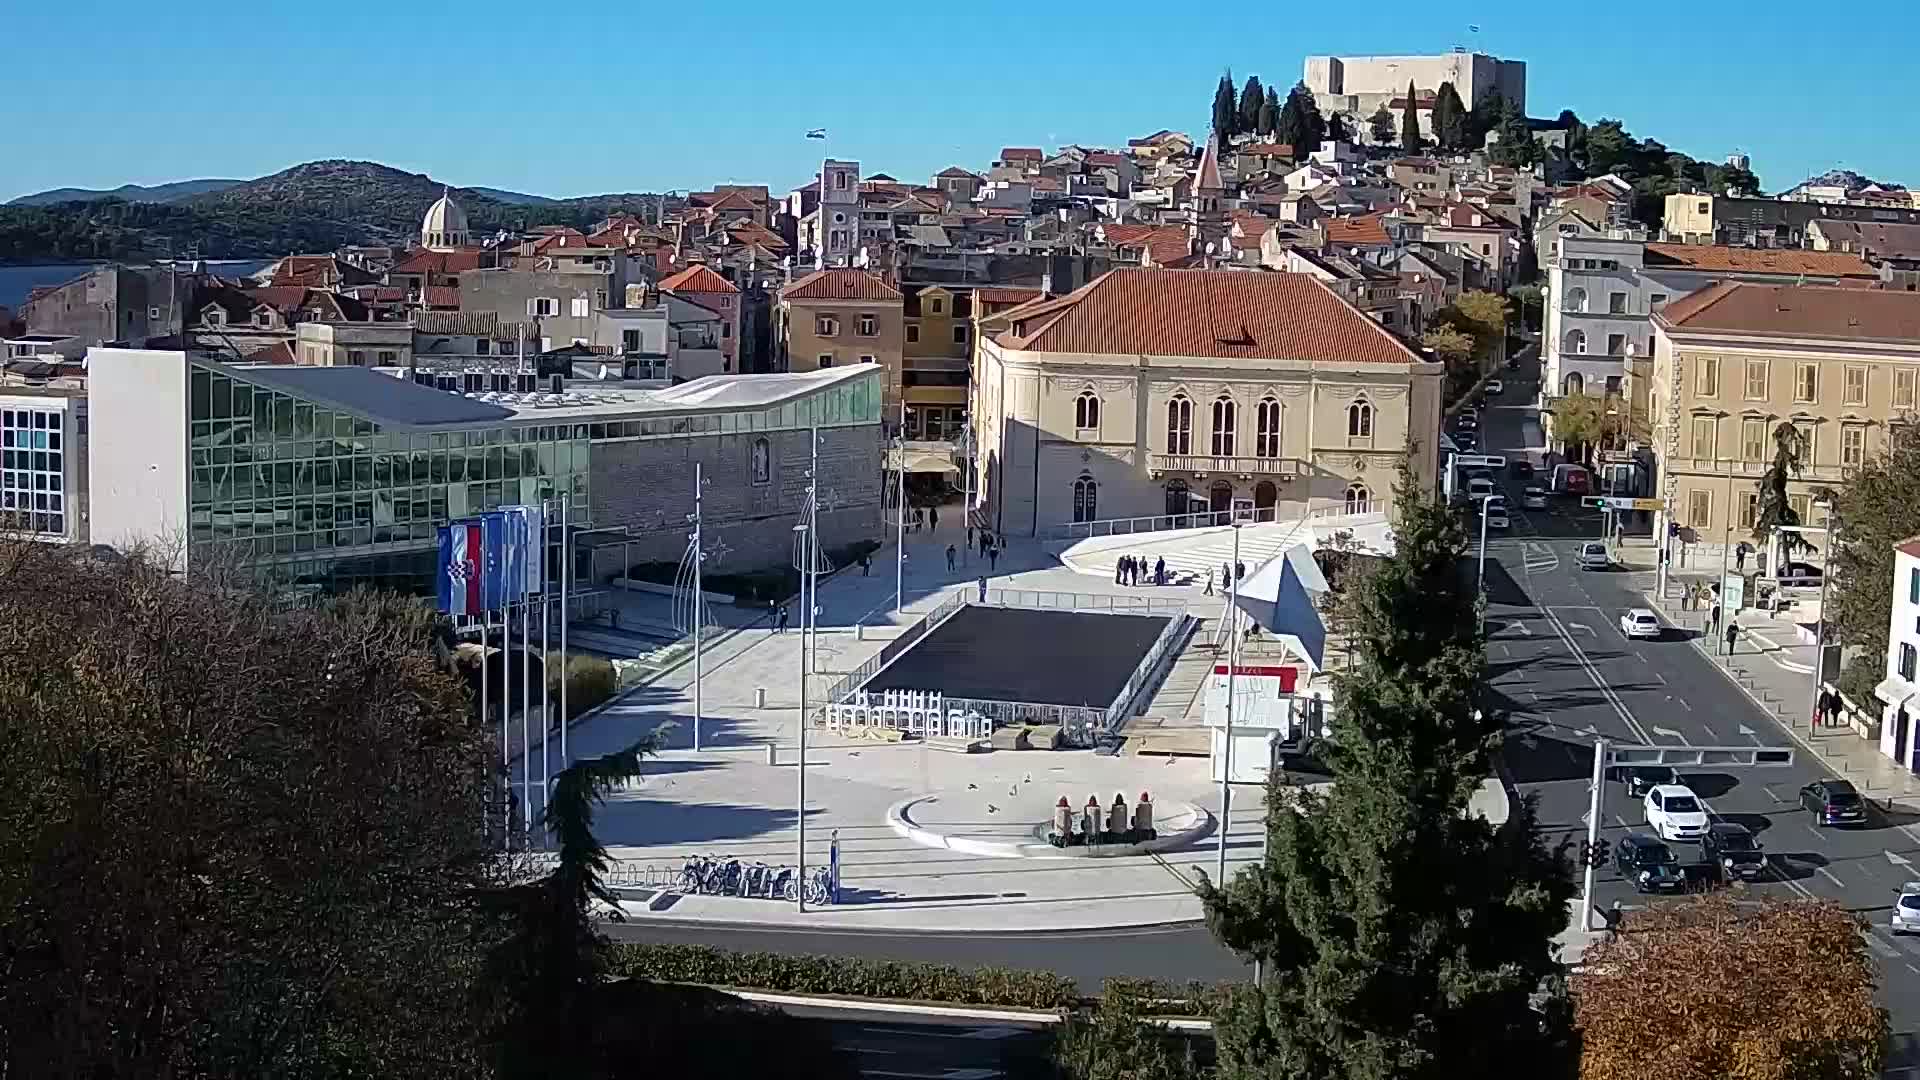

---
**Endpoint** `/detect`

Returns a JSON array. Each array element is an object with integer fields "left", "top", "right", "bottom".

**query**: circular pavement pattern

[{"left": 886, "top": 787, "right": 1214, "bottom": 859}]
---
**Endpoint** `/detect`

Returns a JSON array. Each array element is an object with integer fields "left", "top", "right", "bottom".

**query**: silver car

[{"left": 1895, "top": 884, "right": 1920, "bottom": 935}]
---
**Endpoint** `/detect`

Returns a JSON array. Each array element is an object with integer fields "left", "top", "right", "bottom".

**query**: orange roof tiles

[
  {"left": 999, "top": 147, "right": 1043, "bottom": 161},
  {"left": 1657, "top": 282, "right": 1920, "bottom": 340},
  {"left": 1325, "top": 214, "right": 1392, "bottom": 247},
  {"left": 1642, "top": 243, "right": 1877, "bottom": 279},
  {"left": 1897, "top": 534, "right": 1920, "bottom": 559},
  {"left": 391, "top": 249, "right": 484, "bottom": 274},
  {"left": 659, "top": 264, "right": 740, "bottom": 294},
  {"left": 995, "top": 268, "right": 1425, "bottom": 365},
  {"left": 1237, "top": 142, "right": 1296, "bottom": 158},
  {"left": 976, "top": 286, "right": 1044, "bottom": 306},
  {"left": 780, "top": 269, "right": 902, "bottom": 302}
]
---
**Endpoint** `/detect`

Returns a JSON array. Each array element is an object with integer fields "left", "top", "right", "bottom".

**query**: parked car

[
  {"left": 1454, "top": 432, "right": 1478, "bottom": 451},
  {"left": 1617, "top": 764, "right": 1680, "bottom": 801},
  {"left": 1467, "top": 478, "right": 1496, "bottom": 502},
  {"left": 1893, "top": 883, "right": 1920, "bottom": 935},
  {"left": 1486, "top": 379, "right": 1505, "bottom": 395},
  {"left": 1551, "top": 463, "right": 1591, "bottom": 494},
  {"left": 1701, "top": 822, "right": 1766, "bottom": 883},
  {"left": 1800, "top": 779, "right": 1867, "bottom": 827},
  {"left": 1485, "top": 508, "right": 1510, "bottom": 530},
  {"left": 1578, "top": 541, "right": 1610, "bottom": 570},
  {"left": 1615, "top": 833, "right": 1686, "bottom": 893},
  {"left": 1645, "top": 783, "right": 1710, "bottom": 842},
  {"left": 1509, "top": 460, "right": 1535, "bottom": 480},
  {"left": 1779, "top": 562, "right": 1824, "bottom": 586},
  {"left": 1521, "top": 486, "right": 1548, "bottom": 510},
  {"left": 1619, "top": 608, "right": 1662, "bottom": 639},
  {"left": 1455, "top": 415, "right": 1480, "bottom": 433}
]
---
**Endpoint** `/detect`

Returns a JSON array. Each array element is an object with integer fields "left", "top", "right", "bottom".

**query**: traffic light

[{"left": 1590, "top": 838, "right": 1611, "bottom": 868}]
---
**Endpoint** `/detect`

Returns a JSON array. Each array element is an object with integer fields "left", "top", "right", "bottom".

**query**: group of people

[
  {"left": 1116, "top": 553, "right": 1167, "bottom": 587},
  {"left": 1814, "top": 686, "right": 1848, "bottom": 728},
  {"left": 1203, "top": 560, "right": 1249, "bottom": 596},
  {"left": 904, "top": 505, "right": 940, "bottom": 532}
]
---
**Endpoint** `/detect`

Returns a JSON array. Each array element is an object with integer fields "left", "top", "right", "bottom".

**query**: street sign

[
  {"left": 1600, "top": 450, "right": 1636, "bottom": 464},
  {"left": 1580, "top": 496, "right": 1665, "bottom": 511},
  {"left": 1606, "top": 744, "right": 1794, "bottom": 768},
  {"left": 1452, "top": 454, "right": 1507, "bottom": 468}
]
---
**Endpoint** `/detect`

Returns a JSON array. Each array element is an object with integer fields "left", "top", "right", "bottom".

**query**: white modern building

[
  {"left": 0, "top": 387, "right": 87, "bottom": 546},
  {"left": 1876, "top": 537, "right": 1920, "bottom": 769}
]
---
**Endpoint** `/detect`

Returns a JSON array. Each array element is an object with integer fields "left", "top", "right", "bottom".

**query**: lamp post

[
  {"left": 1477, "top": 492, "right": 1494, "bottom": 618},
  {"left": 893, "top": 402, "right": 908, "bottom": 615},
  {"left": 1217, "top": 520, "right": 1243, "bottom": 886}
]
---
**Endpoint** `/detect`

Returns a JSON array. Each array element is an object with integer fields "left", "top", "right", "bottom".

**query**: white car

[
  {"left": 1620, "top": 608, "right": 1662, "bottom": 639},
  {"left": 1893, "top": 883, "right": 1920, "bottom": 935},
  {"left": 1644, "top": 784, "right": 1709, "bottom": 842},
  {"left": 1486, "top": 379, "right": 1505, "bottom": 395},
  {"left": 1485, "top": 509, "right": 1510, "bottom": 530},
  {"left": 1578, "top": 541, "right": 1610, "bottom": 570},
  {"left": 1466, "top": 478, "right": 1496, "bottom": 503},
  {"left": 1521, "top": 486, "right": 1548, "bottom": 510}
]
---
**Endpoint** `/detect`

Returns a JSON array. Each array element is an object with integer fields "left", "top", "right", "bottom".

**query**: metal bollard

[
  {"left": 755, "top": 686, "right": 767, "bottom": 709},
  {"left": 765, "top": 742, "right": 777, "bottom": 766}
]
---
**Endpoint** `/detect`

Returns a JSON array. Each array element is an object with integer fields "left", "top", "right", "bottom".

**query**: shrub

[
  {"left": 611, "top": 943, "right": 1079, "bottom": 1010},
  {"left": 547, "top": 652, "right": 617, "bottom": 719}
]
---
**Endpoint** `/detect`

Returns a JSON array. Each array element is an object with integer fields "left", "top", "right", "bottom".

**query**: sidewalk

[{"left": 1641, "top": 580, "right": 1920, "bottom": 806}]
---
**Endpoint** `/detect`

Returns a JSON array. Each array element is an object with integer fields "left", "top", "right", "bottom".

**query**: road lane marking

[
  {"left": 1649, "top": 671, "right": 1668, "bottom": 685},
  {"left": 1819, "top": 866, "right": 1846, "bottom": 888},
  {"left": 1865, "top": 931, "right": 1903, "bottom": 959},
  {"left": 1652, "top": 725, "right": 1686, "bottom": 742},
  {"left": 1807, "top": 824, "right": 1829, "bottom": 844},
  {"left": 1738, "top": 724, "right": 1760, "bottom": 743},
  {"left": 1889, "top": 851, "right": 1913, "bottom": 870},
  {"left": 1673, "top": 696, "right": 1692, "bottom": 711},
  {"left": 1762, "top": 785, "right": 1780, "bottom": 802},
  {"left": 1900, "top": 823, "right": 1920, "bottom": 847},
  {"left": 1697, "top": 724, "right": 1717, "bottom": 741},
  {"left": 1541, "top": 606, "right": 1654, "bottom": 743},
  {"left": 1614, "top": 814, "right": 1630, "bottom": 829}
]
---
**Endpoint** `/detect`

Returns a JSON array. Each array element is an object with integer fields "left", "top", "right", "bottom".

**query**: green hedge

[
  {"left": 547, "top": 652, "right": 616, "bottom": 720},
  {"left": 610, "top": 943, "right": 1227, "bottom": 1017},
  {"left": 611, "top": 943, "right": 1079, "bottom": 1010}
]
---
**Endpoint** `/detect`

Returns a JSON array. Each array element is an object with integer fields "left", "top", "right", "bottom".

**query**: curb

[
  {"left": 722, "top": 989, "right": 1214, "bottom": 1032},
  {"left": 884, "top": 795, "right": 1216, "bottom": 860}
]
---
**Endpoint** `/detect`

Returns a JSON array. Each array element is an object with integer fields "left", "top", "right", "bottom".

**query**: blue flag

[{"left": 480, "top": 511, "right": 510, "bottom": 611}]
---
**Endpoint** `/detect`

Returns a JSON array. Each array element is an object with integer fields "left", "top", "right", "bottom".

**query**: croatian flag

[{"left": 437, "top": 520, "right": 485, "bottom": 616}]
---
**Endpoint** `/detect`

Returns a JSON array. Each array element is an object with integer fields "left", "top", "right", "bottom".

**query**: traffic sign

[
  {"left": 1452, "top": 454, "right": 1506, "bottom": 468},
  {"left": 1580, "top": 496, "right": 1665, "bottom": 511}
]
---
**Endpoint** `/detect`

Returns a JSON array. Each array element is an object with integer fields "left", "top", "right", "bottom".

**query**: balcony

[
  {"left": 1148, "top": 453, "right": 1302, "bottom": 478},
  {"left": 1663, "top": 455, "right": 1850, "bottom": 483}
]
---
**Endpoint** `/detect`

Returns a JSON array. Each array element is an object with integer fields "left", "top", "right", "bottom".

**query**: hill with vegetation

[
  {"left": 7, "top": 179, "right": 244, "bottom": 207},
  {"left": 0, "top": 160, "right": 664, "bottom": 264}
]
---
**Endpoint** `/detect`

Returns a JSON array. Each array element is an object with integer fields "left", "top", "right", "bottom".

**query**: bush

[
  {"left": 547, "top": 652, "right": 617, "bottom": 720},
  {"left": 612, "top": 943, "right": 1080, "bottom": 1010}
]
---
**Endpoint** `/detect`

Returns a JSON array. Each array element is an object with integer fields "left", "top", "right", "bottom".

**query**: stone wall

[{"left": 586, "top": 422, "right": 882, "bottom": 580}]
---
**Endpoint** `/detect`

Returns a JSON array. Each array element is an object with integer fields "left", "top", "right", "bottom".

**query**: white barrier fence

[{"left": 823, "top": 689, "right": 993, "bottom": 742}]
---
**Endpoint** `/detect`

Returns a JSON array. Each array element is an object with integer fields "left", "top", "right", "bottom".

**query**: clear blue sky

[{"left": 3, "top": 2, "right": 1907, "bottom": 203}]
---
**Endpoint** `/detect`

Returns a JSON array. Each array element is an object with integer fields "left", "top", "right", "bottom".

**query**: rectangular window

[
  {"left": 348, "top": 350, "right": 366, "bottom": 365},
  {"left": 721, "top": 323, "right": 730, "bottom": 339},
  {"left": 1795, "top": 362, "right": 1818, "bottom": 403},
  {"left": 1844, "top": 365, "right": 1868, "bottom": 406},
  {"left": 858, "top": 314, "right": 877, "bottom": 336},
  {"left": 1609, "top": 292, "right": 1627, "bottom": 314},
  {"left": 1789, "top": 493, "right": 1811, "bottom": 523},
  {"left": 1794, "top": 421, "right": 1816, "bottom": 462},
  {"left": 1651, "top": 292, "right": 1669, "bottom": 306},
  {"left": 1741, "top": 418, "right": 1767, "bottom": 461},
  {"left": 817, "top": 353, "right": 833, "bottom": 368},
  {"left": 1842, "top": 425, "right": 1866, "bottom": 468},
  {"left": 1695, "top": 356, "right": 1719, "bottom": 397},
  {"left": 816, "top": 316, "right": 838, "bottom": 337},
  {"left": 1688, "top": 489, "right": 1712, "bottom": 529},
  {"left": 623, "top": 330, "right": 640, "bottom": 352},
  {"left": 953, "top": 325, "right": 969, "bottom": 344},
  {"left": 1740, "top": 492, "right": 1759, "bottom": 530},
  {"left": 860, "top": 354, "right": 875, "bottom": 365},
  {"left": 1744, "top": 359, "right": 1769, "bottom": 400},
  {"left": 1690, "top": 416, "right": 1717, "bottom": 460},
  {"left": 377, "top": 351, "right": 396, "bottom": 365},
  {"left": 569, "top": 297, "right": 590, "bottom": 318},
  {"left": 1893, "top": 368, "right": 1918, "bottom": 410},
  {"left": 1911, "top": 567, "right": 1919, "bottom": 605},
  {"left": 1607, "top": 333, "right": 1625, "bottom": 356},
  {"left": 1902, "top": 642, "right": 1918, "bottom": 683},
  {"left": 906, "top": 325, "right": 919, "bottom": 343},
  {"left": 476, "top": 339, "right": 491, "bottom": 355}
]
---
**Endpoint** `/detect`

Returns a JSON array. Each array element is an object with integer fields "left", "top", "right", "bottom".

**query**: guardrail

[
  {"left": 821, "top": 590, "right": 968, "bottom": 705},
  {"left": 1107, "top": 613, "right": 1196, "bottom": 733},
  {"left": 1042, "top": 499, "right": 1392, "bottom": 544},
  {"left": 983, "top": 588, "right": 1187, "bottom": 616}
]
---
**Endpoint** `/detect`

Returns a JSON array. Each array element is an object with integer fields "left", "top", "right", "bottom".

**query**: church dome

[{"left": 422, "top": 190, "right": 470, "bottom": 251}]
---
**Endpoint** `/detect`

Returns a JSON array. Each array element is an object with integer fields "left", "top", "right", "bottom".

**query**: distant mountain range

[
  {"left": 0, "top": 161, "right": 666, "bottom": 265},
  {"left": 7, "top": 179, "right": 246, "bottom": 207}
]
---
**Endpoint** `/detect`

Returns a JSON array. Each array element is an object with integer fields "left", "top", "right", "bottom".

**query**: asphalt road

[{"left": 1474, "top": 355, "right": 1920, "bottom": 1077}]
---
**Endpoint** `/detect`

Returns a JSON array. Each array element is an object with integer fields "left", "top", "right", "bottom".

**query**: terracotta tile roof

[
  {"left": 936, "top": 166, "right": 979, "bottom": 179},
  {"left": 1642, "top": 243, "right": 1878, "bottom": 279},
  {"left": 1656, "top": 282, "right": 1920, "bottom": 341},
  {"left": 995, "top": 268, "right": 1425, "bottom": 365},
  {"left": 780, "top": 268, "right": 902, "bottom": 302},
  {"left": 1101, "top": 223, "right": 1192, "bottom": 265},
  {"left": 658, "top": 264, "right": 740, "bottom": 294},
  {"left": 1195, "top": 133, "right": 1224, "bottom": 192},
  {"left": 1237, "top": 142, "right": 1295, "bottom": 158},
  {"left": 975, "top": 286, "right": 1044, "bottom": 306},
  {"left": 423, "top": 285, "right": 461, "bottom": 309},
  {"left": 1086, "top": 152, "right": 1127, "bottom": 168},
  {"left": 1897, "top": 533, "right": 1920, "bottom": 560},
  {"left": 999, "top": 147, "right": 1043, "bottom": 161},
  {"left": 705, "top": 191, "right": 763, "bottom": 212},
  {"left": 391, "top": 249, "right": 484, "bottom": 275},
  {"left": 243, "top": 341, "right": 297, "bottom": 365},
  {"left": 1808, "top": 219, "right": 1920, "bottom": 261},
  {"left": 1325, "top": 213, "right": 1392, "bottom": 247}
]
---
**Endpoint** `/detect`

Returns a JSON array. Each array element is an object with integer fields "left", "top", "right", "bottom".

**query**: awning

[
  {"left": 885, "top": 447, "right": 960, "bottom": 475},
  {"left": 1875, "top": 676, "right": 1919, "bottom": 710}
]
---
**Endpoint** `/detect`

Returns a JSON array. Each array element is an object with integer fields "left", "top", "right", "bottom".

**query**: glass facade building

[
  {"left": 186, "top": 360, "right": 590, "bottom": 591},
  {"left": 1, "top": 403, "right": 72, "bottom": 539}
]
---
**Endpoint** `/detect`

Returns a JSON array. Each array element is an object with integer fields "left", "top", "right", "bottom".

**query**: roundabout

[{"left": 886, "top": 788, "right": 1215, "bottom": 859}]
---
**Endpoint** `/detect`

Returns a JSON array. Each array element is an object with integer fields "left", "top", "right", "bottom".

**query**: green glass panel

[
  {"left": 210, "top": 375, "right": 231, "bottom": 419},
  {"left": 190, "top": 368, "right": 211, "bottom": 420}
]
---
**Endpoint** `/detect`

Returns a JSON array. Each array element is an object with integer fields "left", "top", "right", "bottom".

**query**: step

[
  {"left": 925, "top": 736, "right": 989, "bottom": 754},
  {"left": 1130, "top": 729, "right": 1212, "bottom": 757}
]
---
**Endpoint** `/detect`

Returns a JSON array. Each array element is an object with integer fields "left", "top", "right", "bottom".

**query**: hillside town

[{"left": 7, "top": 43, "right": 1920, "bottom": 1080}]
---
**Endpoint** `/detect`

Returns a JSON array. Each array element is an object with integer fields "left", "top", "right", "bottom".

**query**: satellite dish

[{"left": 1205, "top": 241, "right": 1217, "bottom": 256}]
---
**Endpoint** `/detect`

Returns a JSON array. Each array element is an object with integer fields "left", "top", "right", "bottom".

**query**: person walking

[
  {"left": 966, "top": 524, "right": 975, "bottom": 552},
  {"left": 1204, "top": 567, "right": 1215, "bottom": 596},
  {"left": 988, "top": 545, "right": 999, "bottom": 572},
  {"left": 860, "top": 551, "right": 871, "bottom": 577},
  {"left": 775, "top": 601, "right": 789, "bottom": 634},
  {"left": 1221, "top": 561, "right": 1233, "bottom": 589},
  {"left": 978, "top": 575, "right": 988, "bottom": 602},
  {"left": 1115, "top": 555, "right": 1127, "bottom": 585},
  {"left": 930, "top": 505, "right": 940, "bottom": 531},
  {"left": 1235, "top": 560, "right": 1246, "bottom": 583},
  {"left": 1735, "top": 542, "right": 1749, "bottom": 572},
  {"left": 1724, "top": 621, "right": 1740, "bottom": 656},
  {"left": 1155, "top": 556, "right": 1166, "bottom": 586},
  {"left": 946, "top": 544, "right": 956, "bottom": 572}
]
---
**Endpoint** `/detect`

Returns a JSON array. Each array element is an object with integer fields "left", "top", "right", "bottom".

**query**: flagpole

[
  {"left": 520, "top": 590, "right": 531, "bottom": 839},
  {"left": 560, "top": 492, "right": 570, "bottom": 765},
  {"left": 540, "top": 500, "right": 551, "bottom": 847},
  {"left": 693, "top": 463, "right": 704, "bottom": 753}
]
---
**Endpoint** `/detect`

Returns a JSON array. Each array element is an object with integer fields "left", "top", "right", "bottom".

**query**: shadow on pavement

[
  {"left": 1767, "top": 850, "right": 1833, "bottom": 882},
  {"left": 1501, "top": 726, "right": 1597, "bottom": 785}
]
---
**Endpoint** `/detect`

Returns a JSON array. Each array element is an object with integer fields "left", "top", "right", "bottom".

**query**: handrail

[
  {"left": 821, "top": 590, "right": 967, "bottom": 705},
  {"left": 983, "top": 588, "right": 1187, "bottom": 616},
  {"left": 1106, "top": 613, "right": 1195, "bottom": 732},
  {"left": 1042, "top": 499, "right": 1391, "bottom": 543}
]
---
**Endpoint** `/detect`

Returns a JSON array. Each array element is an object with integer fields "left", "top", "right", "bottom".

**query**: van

[{"left": 1550, "top": 464, "right": 1590, "bottom": 495}]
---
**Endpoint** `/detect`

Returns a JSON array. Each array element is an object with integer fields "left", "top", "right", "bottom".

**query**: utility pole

[
  {"left": 1581, "top": 737, "right": 1606, "bottom": 933},
  {"left": 1217, "top": 521, "right": 1242, "bottom": 885},
  {"left": 795, "top": 420, "right": 820, "bottom": 910},
  {"left": 894, "top": 401, "right": 908, "bottom": 614},
  {"left": 692, "top": 463, "right": 706, "bottom": 751}
]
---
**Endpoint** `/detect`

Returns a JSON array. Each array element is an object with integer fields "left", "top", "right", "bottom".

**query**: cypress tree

[
  {"left": 1326, "top": 111, "right": 1349, "bottom": 144},
  {"left": 1296, "top": 83, "right": 1326, "bottom": 152},
  {"left": 1213, "top": 72, "right": 1238, "bottom": 139},
  {"left": 1200, "top": 462, "right": 1577, "bottom": 1080},
  {"left": 1239, "top": 75, "right": 1265, "bottom": 139},
  {"left": 1400, "top": 80, "right": 1423, "bottom": 152},
  {"left": 1434, "top": 81, "right": 1469, "bottom": 150},
  {"left": 1257, "top": 94, "right": 1278, "bottom": 138}
]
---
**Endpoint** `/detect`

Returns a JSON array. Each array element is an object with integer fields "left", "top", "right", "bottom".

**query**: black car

[
  {"left": 1615, "top": 833, "right": 1686, "bottom": 893},
  {"left": 1509, "top": 460, "right": 1536, "bottom": 480},
  {"left": 1701, "top": 822, "right": 1766, "bottom": 882},
  {"left": 1615, "top": 765, "right": 1680, "bottom": 801},
  {"left": 1801, "top": 780, "right": 1867, "bottom": 827}
]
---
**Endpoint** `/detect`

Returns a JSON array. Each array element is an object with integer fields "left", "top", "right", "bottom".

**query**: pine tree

[
  {"left": 1200, "top": 462, "right": 1577, "bottom": 1080},
  {"left": 1213, "top": 72, "right": 1238, "bottom": 139},
  {"left": 1257, "top": 94, "right": 1278, "bottom": 138},
  {"left": 1400, "top": 80, "right": 1423, "bottom": 153},
  {"left": 1367, "top": 105, "right": 1395, "bottom": 146},
  {"left": 1239, "top": 75, "right": 1265, "bottom": 139},
  {"left": 1434, "top": 81, "right": 1469, "bottom": 150},
  {"left": 1326, "top": 111, "right": 1349, "bottom": 144},
  {"left": 1296, "top": 83, "right": 1326, "bottom": 152}
]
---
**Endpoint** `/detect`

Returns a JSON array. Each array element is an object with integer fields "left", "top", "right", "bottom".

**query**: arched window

[
  {"left": 1074, "top": 391, "right": 1100, "bottom": 432},
  {"left": 1211, "top": 395, "right": 1236, "bottom": 456},
  {"left": 1166, "top": 395, "right": 1193, "bottom": 455},
  {"left": 1072, "top": 475, "right": 1098, "bottom": 523},
  {"left": 1347, "top": 399, "right": 1373, "bottom": 438},
  {"left": 1563, "top": 372, "right": 1586, "bottom": 395},
  {"left": 1255, "top": 396, "right": 1281, "bottom": 458},
  {"left": 1564, "top": 328, "right": 1588, "bottom": 355},
  {"left": 1565, "top": 287, "right": 1588, "bottom": 313},
  {"left": 1164, "top": 479, "right": 1191, "bottom": 518},
  {"left": 1254, "top": 480, "right": 1278, "bottom": 511},
  {"left": 1345, "top": 484, "right": 1371, "bottom": 513}
]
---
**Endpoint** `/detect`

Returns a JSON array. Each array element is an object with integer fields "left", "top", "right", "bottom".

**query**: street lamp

[
  {"left": 1476, "top": 492, "right": 1495, "bottom": 633},
  {"left": 1217, "top": 520, "right": 1243, "bottom": 887}
]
